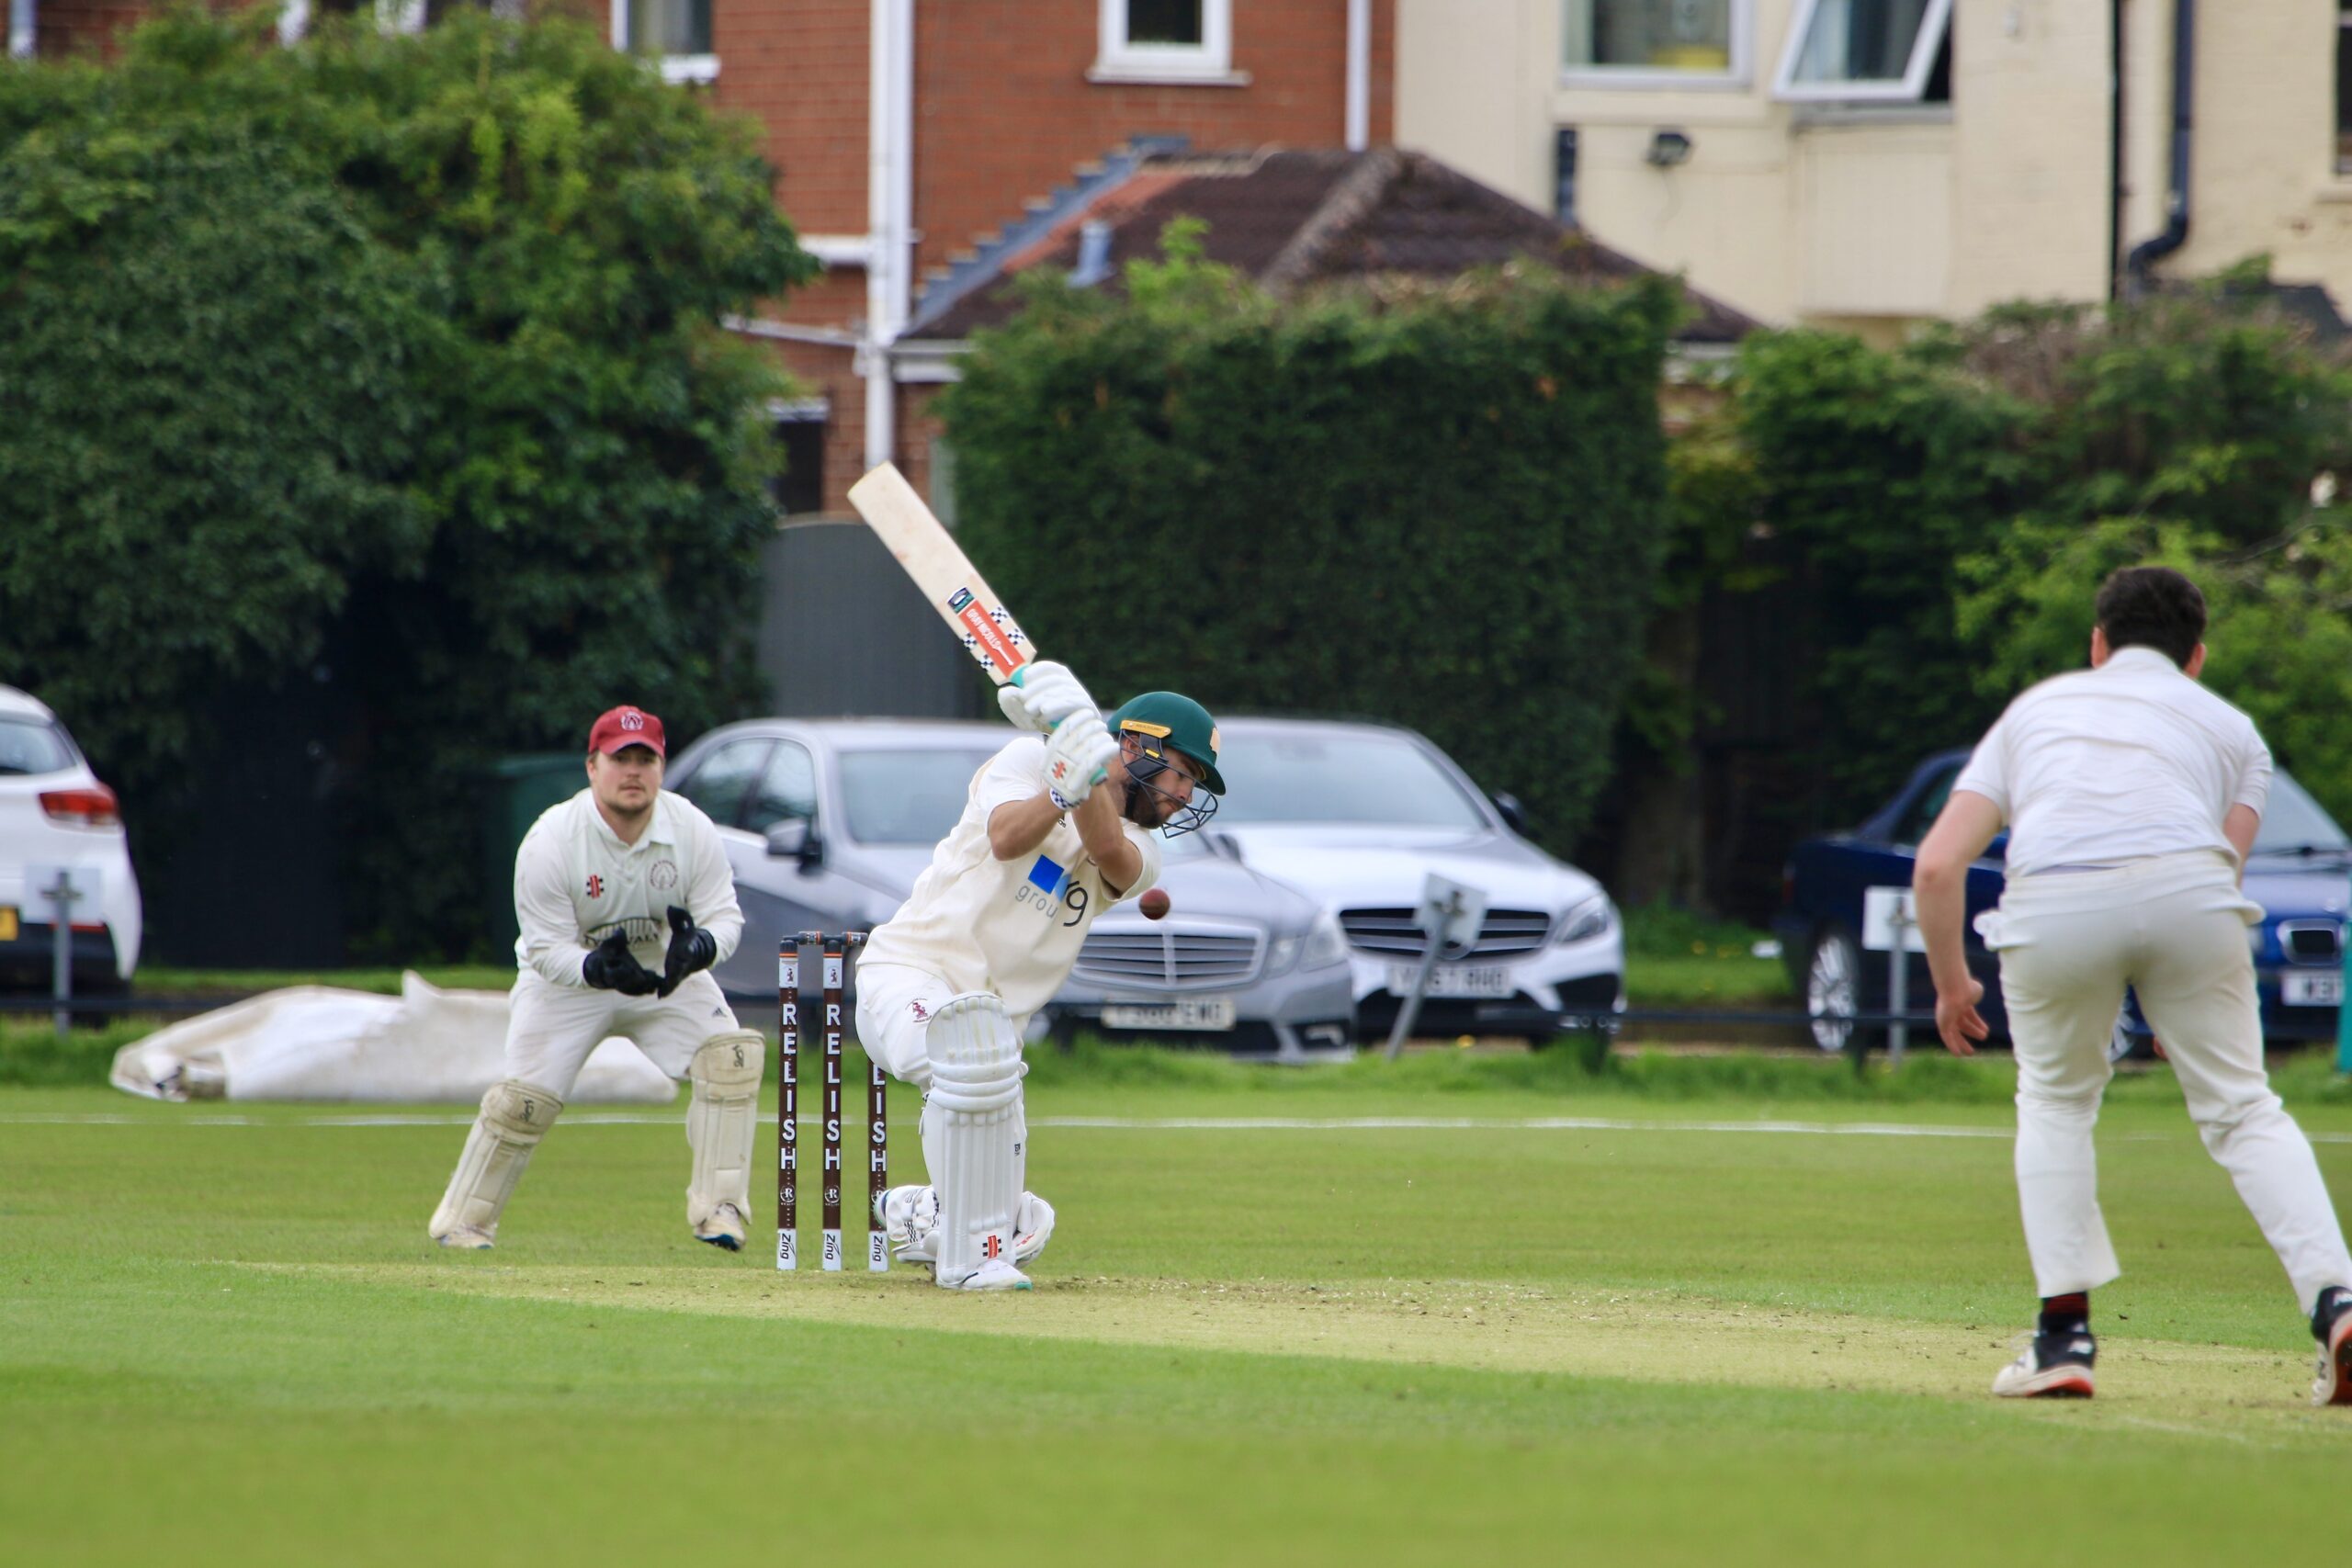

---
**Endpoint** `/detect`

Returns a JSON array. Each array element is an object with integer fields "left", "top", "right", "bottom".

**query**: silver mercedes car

[{"left": 664, "top": 717, "right": 1355, "bottom": 1056}]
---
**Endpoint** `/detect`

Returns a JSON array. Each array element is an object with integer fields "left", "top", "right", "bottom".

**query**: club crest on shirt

[
  {"left": 650, "top": 859, "right": 680, "bottom": 891},
  {"left": 585, "top": 874, "right": 605, "bottom": 899}
]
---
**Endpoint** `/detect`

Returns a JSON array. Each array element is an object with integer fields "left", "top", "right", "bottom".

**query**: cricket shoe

[
  {"left": 694, "top": 1201, "right": 746, "bottom": 1252},
  {"left": 1992, "top": 1330, "right": 2097, "bottom": 1398},
  {"left": 937, "top": 1257, "right": 1032, "bottom": 1292},
  {"left": 434, "top": 1223, "right": 494, "bottom": 1251},
  {"left": 2311, "top": 1287, "right": 2352, "bottom": 1407}
]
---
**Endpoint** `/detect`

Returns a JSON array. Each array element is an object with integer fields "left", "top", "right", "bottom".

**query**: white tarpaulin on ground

[{"left": 108, "top": 973, "right": 677, "bottom": 1104}]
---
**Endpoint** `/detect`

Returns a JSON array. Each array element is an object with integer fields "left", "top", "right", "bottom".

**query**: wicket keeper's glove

[
  {"left": 583, "top": 929, "right": 662, "bottom": 996},
  {"left": 660, "top": 905, "right": 718, "bottom": 998}
]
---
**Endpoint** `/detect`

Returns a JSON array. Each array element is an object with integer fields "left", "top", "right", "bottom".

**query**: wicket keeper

[
  {"left": 429, "top": 705, "right": 757, "bottom": 1251},
  {"left": 855, "top": 664, "right": 1225, "bottom": 1290},
  {"left": 1914, "top": 568, "right": 2352, "bottom": 1404}
]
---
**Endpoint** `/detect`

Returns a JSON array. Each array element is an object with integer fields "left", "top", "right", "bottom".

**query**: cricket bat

[{"left": 848, "top": 462, "right": 1037, "bottom": 686}]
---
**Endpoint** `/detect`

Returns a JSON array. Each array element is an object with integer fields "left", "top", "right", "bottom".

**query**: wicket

[{"left": 776, "top": 931, "right": 887, "bottom": 1272}]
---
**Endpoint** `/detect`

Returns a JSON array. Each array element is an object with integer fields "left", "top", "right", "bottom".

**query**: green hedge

[{"left": 940, "top": 231, "right": 1679, "bottom": 853}]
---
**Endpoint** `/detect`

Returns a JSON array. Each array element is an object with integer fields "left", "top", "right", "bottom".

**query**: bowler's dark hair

[{"left": 2095, "top": 566, "right": 2206, "bottom": 667}]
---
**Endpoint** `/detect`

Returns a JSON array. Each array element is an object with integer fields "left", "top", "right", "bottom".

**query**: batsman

[
  {"left": 857, "top": 668, "right": 1226, "bottom": 1290},
  {"left": 428, "top": 705, "right": 758, "bottom": 1251}
]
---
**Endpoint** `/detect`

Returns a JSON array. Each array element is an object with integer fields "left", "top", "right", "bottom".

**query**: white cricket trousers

[
  {"left": 503, "top": 969, "right": 736, "bottom": 1097},
  {"left": 1978, "top": 850, "right": 2352, "bottom": 1314}
]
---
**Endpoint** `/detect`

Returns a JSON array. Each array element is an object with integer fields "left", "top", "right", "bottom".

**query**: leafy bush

[
  {"left": 941, "top": 227, "right": 1679, "bottom": 853},
  {"left": 0, "top": 10, "right": 816, "bottom": 955}
]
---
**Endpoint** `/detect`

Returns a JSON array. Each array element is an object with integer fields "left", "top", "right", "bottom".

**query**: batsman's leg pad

[
  {"left": 686, "top": 1030, "right": 765, "bottom": 1231},
  {"left": 924, "top": 993, "right": 1027, "bottom": 1288},
  {"left": 429, "top": 1078, "right": 562, "bottom": 1244}
]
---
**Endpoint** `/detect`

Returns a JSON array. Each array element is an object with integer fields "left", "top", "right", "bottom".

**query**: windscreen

[
  {"left": 2253, "top": 770, "right": 2351, "bottom": 853},
  {"left": 1210, "top": 730, "right": 1489, "bottom": 829},
  {"left": 836, "top": 750, "right": 1001, "bottom": 843}
]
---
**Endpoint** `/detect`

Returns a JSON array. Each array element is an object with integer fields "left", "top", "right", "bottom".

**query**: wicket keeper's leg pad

[
  {"left": 686, "top": 1030, "right": 766, "bottom": 1228},
  {"left": 923, "top": 993, "right": 1026, "bottom": 1283},
  {"left": 430, "top": 1078, "right": 563, "bottom": 1242}
]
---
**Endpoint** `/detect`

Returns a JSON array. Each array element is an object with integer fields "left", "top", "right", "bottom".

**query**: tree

[{"left": 0, "top": 9, "right": 816, "bottom": 956}]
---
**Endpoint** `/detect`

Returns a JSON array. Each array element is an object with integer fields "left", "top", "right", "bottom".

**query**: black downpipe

[{"left": 2125, "top": 0, "right": 2195, "bottom": 297}]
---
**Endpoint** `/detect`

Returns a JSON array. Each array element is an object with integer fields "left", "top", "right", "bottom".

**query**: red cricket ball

[{"left": 1139, "top": 887, "right": 1171, "bottom": 920}]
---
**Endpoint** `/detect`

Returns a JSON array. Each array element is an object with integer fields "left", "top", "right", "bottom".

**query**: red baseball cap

[{"left": 588, "top": 705, "right": 666, "bottom": 757}]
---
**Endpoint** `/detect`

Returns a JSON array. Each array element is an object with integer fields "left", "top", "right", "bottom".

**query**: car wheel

[{"left": 1804, "top": 927, "right": 1864, "bottom": 1053}]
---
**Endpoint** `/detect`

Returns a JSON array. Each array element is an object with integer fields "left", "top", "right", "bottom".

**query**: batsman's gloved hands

[
  {"left": 997, "top": 660, "right": 1096, "bottom": 735},
  {"left": 582, "top": 929, "right": 661, "bottom": 996},
  {"left": 1044, "top": 710, "right": 1119, "bottom": 811},
  {"left": 658, "top": 905, "right": 718, "bottom": 998}
]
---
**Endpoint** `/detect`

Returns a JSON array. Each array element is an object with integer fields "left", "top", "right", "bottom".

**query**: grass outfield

[{"left": 6, "top": 1059, "right": 2352, "bottom": 1566}]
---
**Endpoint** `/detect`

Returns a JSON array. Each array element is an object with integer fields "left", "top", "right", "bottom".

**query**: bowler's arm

[{"left": 1912, "top": 789, "right": 2005, "bottom": 1055}]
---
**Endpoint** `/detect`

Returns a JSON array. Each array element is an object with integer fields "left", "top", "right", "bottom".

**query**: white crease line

[{"left": 11, "top": 1110, "right": 2341, "bottom": 1143}]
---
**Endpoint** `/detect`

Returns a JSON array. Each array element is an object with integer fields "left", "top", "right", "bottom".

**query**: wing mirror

[
  {"left": 764, "top": 817, "right": 824, "bottom": 870},
  {"left": 1491, "top": 791, "right": 1529, "bottom": 836}
]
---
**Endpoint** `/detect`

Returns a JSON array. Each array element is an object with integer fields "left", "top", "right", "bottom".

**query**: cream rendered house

[{"left": 1398, "top": 1, "right": 2352, "bottom": 336}]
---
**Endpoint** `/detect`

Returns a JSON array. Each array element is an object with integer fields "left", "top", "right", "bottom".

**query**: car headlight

[
  {"left": 1555, "top": 892, "right": 1614, "bottom": 945},
  {"left": 1300, "top": 910, "right": 1349, "bottom": 969}
]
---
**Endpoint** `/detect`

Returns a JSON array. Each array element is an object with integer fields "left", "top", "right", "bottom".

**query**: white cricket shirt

[
  {"left": 859, "top": 736, "right": 1162, "bottom": 1019},
  {"left": 1952, "top": 646, "right": 2272, "bottom": 876},
  {"left": 513, "top": 789, "right": 744, "bottom": 987}
]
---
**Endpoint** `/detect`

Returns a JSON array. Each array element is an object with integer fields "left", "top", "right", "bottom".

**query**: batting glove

[
  {"left": 658, "top": 906, "right": 719, "bottom": 998},
  {"left": 582, "top": 929, "right": 662, "bottom": 996},
  {"left": 998, "top": 660, "right": 1096, "bottom": 734},
  {"left": 1044, "top": 711, "right": 1118, "bottom": 810}
]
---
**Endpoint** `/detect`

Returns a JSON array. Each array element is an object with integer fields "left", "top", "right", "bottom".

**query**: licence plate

[
  {"left": 1101, "top": 997, "right": 1238, "bottom": 1032},
  {"left": 1386, "top": 964, "right": 1515, "bottom": 999},
  {"left": 0, "top": 906, "right": 15, "bottom": 942},
  {"left": 2283, "top": 972, "right": 2344, "bottom": 1006}
]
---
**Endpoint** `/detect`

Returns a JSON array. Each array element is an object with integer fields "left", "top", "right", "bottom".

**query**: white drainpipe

[
  {"left": 865, "top": 0, "right": 914, "bottom": 472},
  {"left": 11, "top": 0, "right": 37, "bottom": 59},
  {"left": 1344, "top": 0, "right": 1370, "bottom": 152}
]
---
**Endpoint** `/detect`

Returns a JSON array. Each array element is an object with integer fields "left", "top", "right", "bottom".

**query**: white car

[
  {"left": 0, "top": 685, "right": 142, "bottom": 1001},
  {"left": 1207, "top": 717, "right": 1622, "bottom": 1043}
]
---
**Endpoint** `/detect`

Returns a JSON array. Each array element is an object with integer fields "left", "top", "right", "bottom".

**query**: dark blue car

[{"left": 1774, "top": 751, "right": 2351, "bottom": 1054}]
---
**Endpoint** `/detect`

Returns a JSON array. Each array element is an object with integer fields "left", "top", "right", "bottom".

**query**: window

[
  {"left": 614, "top": 0, "right": 718, "bottom": 85},
  {"left": 0, "top": 717, "right": 74, "bottom": 778},
  {"left": 1562, "top": 0, "right": 1748, "bottom": 88},
  {"left": 676, "top": 739, "right": 770, "bottom": 829},
  {"left": 1773, "top": 0, "right": 1952, "bottom": 103},
  {"left": 770, "top": 402, "right": 827, "bottom": 517},
  {"left": 1093, "top": 0, "right": 1237, "bottom": 85},
  {"left": 1895, "top": 764, "right": 1960, "bottom": 848},
  {"left": 745, "top": 743, "right": 818, "bottom": 835},
  {"left": 836, "top": 750, "right": 1001, "bottom": 844},
  {"left": 2338, "top": 2, "right": 2352, "bottom": 174}
]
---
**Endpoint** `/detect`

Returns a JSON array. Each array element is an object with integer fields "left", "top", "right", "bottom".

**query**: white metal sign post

[
  {"left": 28, "top": 863, "right": 98, "bottom": 1042},
  {"left": 1382, "top": 872, "right": 1489, "bottom": 1062},
  {"left": 1861, "top": 886, "right": 1926, "bottom": 1066}
]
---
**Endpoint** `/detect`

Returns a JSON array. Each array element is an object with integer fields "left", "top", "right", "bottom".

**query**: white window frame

[
  {"left": 1771, "top": 0, "right": 1951, "bottom": 104},
  {"left": 612, "top": 0, "right": 719, "bottom": 86},
  {"left": 1091, "top": 0, "right": 1242, "bottom": 86},
  {"left": 1560, "top": 0, "right": 1754, "bottom": 92}
]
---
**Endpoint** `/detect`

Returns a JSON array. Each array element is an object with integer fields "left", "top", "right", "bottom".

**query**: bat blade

[{"left": 848, "top": 462, "right": 1035, "bottom": 686}]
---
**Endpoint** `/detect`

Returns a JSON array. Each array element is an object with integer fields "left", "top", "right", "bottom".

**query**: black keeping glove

[
  {"left": 659, "top": 905, "right": 718, "bottom": 998},
  {"left": 582, "top": 929, "right": 661, "bottom": 996}
]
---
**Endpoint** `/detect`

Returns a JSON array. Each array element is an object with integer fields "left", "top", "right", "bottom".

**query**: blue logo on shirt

[{"left": 1027, "top": 855, "right": 1069, "bottom": 899}]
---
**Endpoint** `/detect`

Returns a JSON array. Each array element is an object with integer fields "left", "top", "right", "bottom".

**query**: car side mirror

[
  {"left": 764, "top": 817, "right": 823, "bottom": 869},
  {"left": 1491, "top": 791, "right": 1529, "bottom": 836}
]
